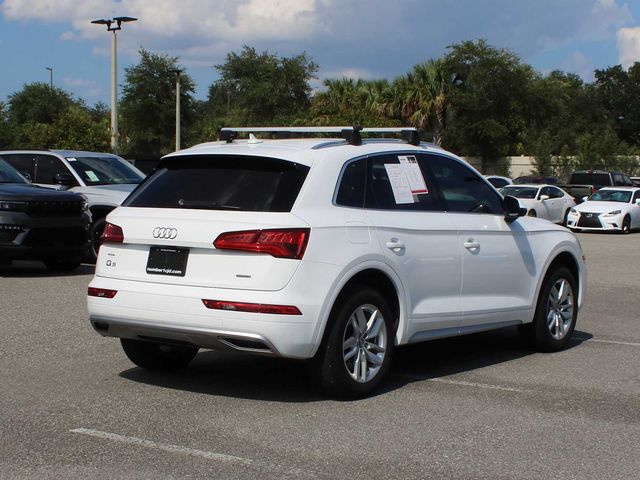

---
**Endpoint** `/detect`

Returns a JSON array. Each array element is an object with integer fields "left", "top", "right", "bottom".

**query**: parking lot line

[
  {"left": 70, "top": 428, "right": 253, "bottom": 464},
  {"left": 396, "top": 375, "right": 526, "bottom": 393},
  {"left": 574, "top": 336, "right": 640, "bottom": 347},
  {"left": 69, "top": 428, "right": 322, "bottom": 478}
]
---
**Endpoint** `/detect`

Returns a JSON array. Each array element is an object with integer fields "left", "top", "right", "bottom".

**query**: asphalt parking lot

[{"left": 1, "top": 232, "right": 639, "bottom": 479}]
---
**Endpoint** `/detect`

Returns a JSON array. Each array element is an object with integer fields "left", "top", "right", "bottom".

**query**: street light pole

[
  {"left": 46, "top": 67, "right": 53, "bottom": 89},
  {"left": 170, "top": 69, "right": 184, "bottom": 151},
  {"left": 91, "top": 16, "right": 137, "bottom": 154}
]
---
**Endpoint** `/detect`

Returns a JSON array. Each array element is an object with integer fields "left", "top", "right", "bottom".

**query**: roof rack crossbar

[{"left": 218, "top": 126, "right": 420, "bottom": 146}]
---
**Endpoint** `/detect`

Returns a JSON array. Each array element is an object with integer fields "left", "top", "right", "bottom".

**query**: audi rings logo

[{"left": 153, "top": 227, "right": 178, "bottom": 239}]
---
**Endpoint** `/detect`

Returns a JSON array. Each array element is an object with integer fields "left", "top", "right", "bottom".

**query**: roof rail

[{"left": 219, "top": 126, "right": 421, "bottom": 146}]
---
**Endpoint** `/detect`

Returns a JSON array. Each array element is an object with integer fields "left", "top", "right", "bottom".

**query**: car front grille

[
  {"left": 26, "top": 200, "right": 84, "bottom": 217},
  {"left": 577, "top": 212, "right": 602, "bottom": 228},
  {"left": 23, "top": 227, "right": 87, "bottom": 247}
]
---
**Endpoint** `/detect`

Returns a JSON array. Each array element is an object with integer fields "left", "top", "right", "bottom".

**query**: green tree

[
  {"left": 209, "top": 46, "right": 318, "bottom": 125},
  {"left": 593, "top": 63, "right": 640, "bottom": 148},
  {"left": 443, "top": 39, "right": 539, "bottom": 172},
  {"left": 7, "top": 82, "right": 79, "bottom": 125},
  {"left": 395, "top": 59, "right": 450, "bottom": 145},
  {"left": 0, "top": 102, "right": 14, "bottom": 148},
  {"left": 120, "top": 48, "right": 196, "bottom": 157}
]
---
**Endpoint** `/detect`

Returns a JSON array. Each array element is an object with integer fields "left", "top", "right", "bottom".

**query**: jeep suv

[
  {"left": 87, "top": 127, "right": 586, "bottom": 397},
  {"left": 0, "top": 150, "right": 145, "bottom": 259},
  {"left": 0, "top": 158, "right": 90, "bottom": 270}
]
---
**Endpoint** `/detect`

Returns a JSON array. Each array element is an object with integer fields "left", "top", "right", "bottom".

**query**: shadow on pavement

[
  {"left": 119, "top": 326, "right": 592, "bottom": 402},
  {"left": 0, "top": 260, "right": 94, "bottom": 277}
]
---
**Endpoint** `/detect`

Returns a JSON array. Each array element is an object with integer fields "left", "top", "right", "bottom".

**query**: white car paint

[
  {"left": 566, "top": 187, "right": 640, "bottom": 232},
  {"left": 500, "top": 184, "right": 576, "bottom": 224},
  {"left": 87, "top": 137, "right": 586, "bottom": 361}
]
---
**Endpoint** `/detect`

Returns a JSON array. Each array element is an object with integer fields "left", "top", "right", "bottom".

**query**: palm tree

[{"left": 396, "top": 58, "right": 450, "bottom": 145}]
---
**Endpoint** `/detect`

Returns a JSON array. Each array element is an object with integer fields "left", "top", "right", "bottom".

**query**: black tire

[
  {"left": 527, "top": 209, "right": 537, "bottom": 217},
  {"left": 570, "top": 227, "right": 582, "bottom": 233},
  {"left": 44, "top": 259, "right": 82, "bottom": 272},
  {"left": 312, "top": 287, "right": 395, "bottom": 398},
  {"left": 120, "top": 338, "right": 198, "bottom": 370},
  {"left": 89, "top": 218, "right": 106, "bottom": 262},
  {"left": 522, "top": 266, "right": 578, "bottom": 352},
  {"left": 620, "top": 215, "right": 631, "bottom": 234}
]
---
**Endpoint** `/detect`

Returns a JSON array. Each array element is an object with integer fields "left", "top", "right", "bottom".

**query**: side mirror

[
  {"left": 582, "top": 196, "right": 588, "bottom": 202},
  {"left": 635, "top": 199, "right": 640, "bottom": 205},
  {"left": 539, "top": 194, "right": 550, "bottom": 201},
  {"left": 503, "top": 195, "right": 526, "bottom": 223},
  {"left": 20, "top": 171, "right": 32, "bottom": 182},
  {"left": 55, "top": 172, "right": 75, "bottom": 187}
]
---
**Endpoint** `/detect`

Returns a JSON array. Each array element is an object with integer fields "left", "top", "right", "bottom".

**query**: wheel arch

[
  {"left": 533, "top": 248, "right": 584, "bottom": 321},
  {"left": 309, "top": 264, "right": 406, "bottom": 358}
]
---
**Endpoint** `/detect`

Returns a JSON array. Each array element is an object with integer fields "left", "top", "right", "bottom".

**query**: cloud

[
  {"left": 1, "top": 0, "right": 637, "bottom": 81},
  {"left": 617, "top": 27, "right": 640, "bottom": 68},
  {"left": 560, "top": 51, "right": 595, "bottom": 80},
  {"left": 62, "top": 77, "right": 104, "bottom": 97}
]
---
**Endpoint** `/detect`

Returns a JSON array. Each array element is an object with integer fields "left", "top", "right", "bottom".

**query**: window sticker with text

[{"left": 398, "top": 155, "right": 428, "bottom": 194}]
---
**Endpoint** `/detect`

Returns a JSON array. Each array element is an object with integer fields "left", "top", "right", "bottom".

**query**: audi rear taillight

[
  {"left": 202, "top": 299, "right": 301, "bottom": 315},
  {"left": 213, "top": 228, "right": 310, "bottom": 259},
  {"left": 88, "top": 287, "right": 117, "bottom": 298},
  {"left": 100, "top": 222, "right": 124, "bottom": 245}
]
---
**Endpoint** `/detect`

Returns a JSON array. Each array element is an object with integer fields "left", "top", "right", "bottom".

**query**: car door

[
  {"left": 33, "top": 154, "right": 77, "bottom": 189},
  {"left": 545, "top": 186, "right": 566, "bottom": 223},
  {"left": 1, "top": 153, "right": 36, "bottom": 181},
  {"left": 426, "top": 154, "right": 535, "bottom": 329},
  {"left": 362, "top": 153, "right": 462, "bottom": 338},
  {"left": 632, "top": 190, "right": 640, "bottom": 228}
]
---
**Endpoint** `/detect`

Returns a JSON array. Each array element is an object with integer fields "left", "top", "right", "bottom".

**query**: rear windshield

[
  {"left": 124, "top": 155, "right": 309, "bottom": 212},
  {"left": 569, "top": 172, "right": 610, "bottom": 186}
]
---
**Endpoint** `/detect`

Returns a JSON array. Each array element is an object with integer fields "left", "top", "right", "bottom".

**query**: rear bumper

[{"left": 87, "top": 275, "right": 334, "bottom": 359}]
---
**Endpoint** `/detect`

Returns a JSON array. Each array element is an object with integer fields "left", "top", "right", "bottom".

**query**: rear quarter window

[{"left": 124, "top": 155, "right": 309, "bottom": 212}]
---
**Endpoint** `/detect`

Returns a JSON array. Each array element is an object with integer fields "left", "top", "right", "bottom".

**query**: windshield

[
  {"left": 0, "top": 158, "right": 28, "bottom": 184},
  {"left": 66, "top": 156, "right": 145, "bottom": 186},
  {"left": 588, "top": 190, "right": 632, "bottom": 203},
  {"left": 499, "top": 186, "right": 538, "bottom": 199}
]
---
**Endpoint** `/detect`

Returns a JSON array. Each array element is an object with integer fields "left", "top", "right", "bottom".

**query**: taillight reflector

[
  {"left": 202, "top": 299, "right": 302, "bottom": 315},
  {"left": 213, "top": 228, "right": 310, "bottom": 259},
  {"left": 88, "top": 287, "right": 118, "bottom": 298},
  {"left": 101, "top": 222, "right": 124, "bottom": 244}
]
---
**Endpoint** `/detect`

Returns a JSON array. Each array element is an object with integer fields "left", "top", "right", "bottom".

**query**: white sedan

[
  {"left": 566, "top": 187, "right": 640, "bottom": 234},
  {"left": 500, "top": 184, "right": 576, "bottom": 224}
]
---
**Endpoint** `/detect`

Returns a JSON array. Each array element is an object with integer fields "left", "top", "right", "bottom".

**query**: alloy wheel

[
  {"left": 546, "top": 278, "right": 574, "bottom": 340},
  {"left": 342, "top": 304, "right": 387, "bottom": 383}
]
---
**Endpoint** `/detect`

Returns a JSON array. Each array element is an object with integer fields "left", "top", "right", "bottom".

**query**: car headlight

[
  {"left": 603, "top": 210, "right": 621, "bottom": 217},
  {"left": 569, "top": 208, "right": 578, "bottom": 214},
  {"left": 0, "top": 200, "right": 28, "bottom": 212}
]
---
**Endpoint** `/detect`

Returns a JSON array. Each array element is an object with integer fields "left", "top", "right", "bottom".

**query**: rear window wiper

[{"left": 177, "top": 199, "right": 240, "bottom": 210}]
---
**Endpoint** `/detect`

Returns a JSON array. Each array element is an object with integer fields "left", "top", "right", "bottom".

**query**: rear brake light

[
  {"left": 213, "top": 228, "right": 310, "bottom": 259},
  {"left": 202, "top": 299, "right": 301, "bottom": 315},
  {"left": 88, "top": 287, "right": 117, "bottom": 298},
  {"left": 101, "top": 222, "right": 124, "bottom": 244}
]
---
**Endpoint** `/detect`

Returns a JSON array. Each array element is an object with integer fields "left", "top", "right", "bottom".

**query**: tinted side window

[
  {"left": 633, "top": 191, "right": 640, "bottom": 203},
  {"left": 1, "top": 154, "right": 36, "bottom": 179},
  {"left": 539, "top": 187, "right": 551, "bottom": 198},
  {"left": 125, "top": 155, "right": 309, "bottom": 212},
  {"left": 549, "top": 187, "right": 564, "bottom": 198},
  {"left": 34, "top": 155, "right": 71, "bottom": 184},
  {"left": 336, "top": 159, "right": 366, "bottom": 208},
  {"left": 427, "top": 155, "right": 503, "bottom": 214},
  {"left": 364, "top": 154, "right": 440, "bottom": 211}
]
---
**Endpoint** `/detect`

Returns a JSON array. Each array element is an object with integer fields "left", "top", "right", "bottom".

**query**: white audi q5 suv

[{"left": 87, "top": 127, "right": 586, "bottom": 397}]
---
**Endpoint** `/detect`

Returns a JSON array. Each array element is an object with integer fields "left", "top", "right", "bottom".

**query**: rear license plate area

[{"left": 146, "top": 246, "right": 189, "bottom": 276}]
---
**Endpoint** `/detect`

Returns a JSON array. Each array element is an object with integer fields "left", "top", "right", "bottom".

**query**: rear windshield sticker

[
  {"left": 384, "top": 164, "right": 414, "bottom": 204},
  {"left": 85, "top": 170, "right": 99, "bottom": 182},
  {"left": 398, "top": 155, "right": 428, "bottom": 194}
]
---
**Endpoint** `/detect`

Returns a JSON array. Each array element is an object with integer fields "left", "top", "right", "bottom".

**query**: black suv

[{"left": 0, "top": 158, "right": 90, "bottom": 271}]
